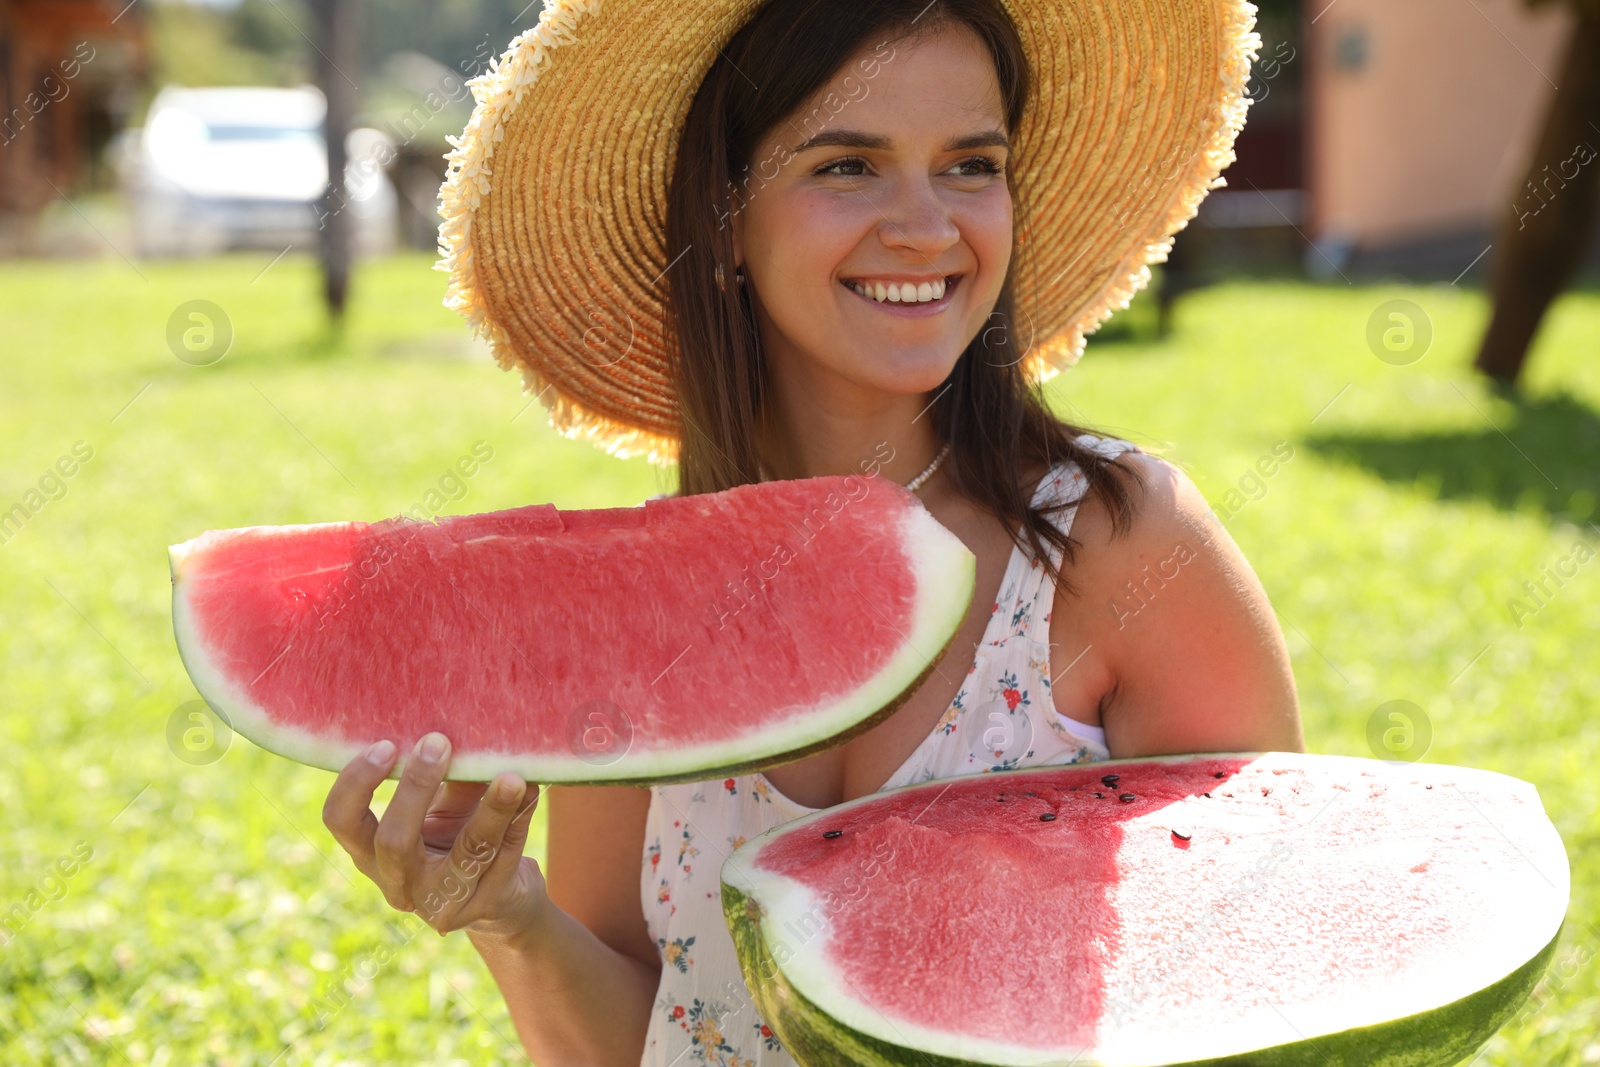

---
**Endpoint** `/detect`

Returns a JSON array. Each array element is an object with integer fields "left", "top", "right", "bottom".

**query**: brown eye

[
  {"left": 814, "top": 157, "right": 868, "bottom": 177},
  {"left": 950, "top": 155, "right": 1004, "bottom": 177}
]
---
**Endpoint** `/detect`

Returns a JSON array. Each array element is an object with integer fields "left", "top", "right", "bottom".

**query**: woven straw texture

[{"left": 436, "top": 0, "right": 1262, "bottom": 465}]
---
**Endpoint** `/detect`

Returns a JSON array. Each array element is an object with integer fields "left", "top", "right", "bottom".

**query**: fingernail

[
  {"left": 496, "top": 778, "right": 519, "bottom": 803},
  {"left": 366, "top": 739, "right": 396, "bottom": 765},
  {"left": 420, "top": 733, "right": 449, "bottom": 763}
]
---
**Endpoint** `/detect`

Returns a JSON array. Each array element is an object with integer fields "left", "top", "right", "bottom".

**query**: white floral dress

[{"left": 636, "top": 434, "right": 1139, "bottom": 1067}]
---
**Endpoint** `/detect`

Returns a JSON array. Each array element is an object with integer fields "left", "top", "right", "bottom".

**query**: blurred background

[
  {"left": 2, "top": 0, "right": 1597, "bottom": 1063},
  {"left": 6, "top": 0, "right": 1600, "bottom": 286}
]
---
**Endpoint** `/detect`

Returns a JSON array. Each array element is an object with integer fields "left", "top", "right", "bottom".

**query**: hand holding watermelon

[{"left": 321, "top": 732, "right": 550, "bottom": 943}]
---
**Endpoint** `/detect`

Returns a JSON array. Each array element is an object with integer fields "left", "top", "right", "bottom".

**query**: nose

[{"left": 876, "top": 175, "right": 960, "bottom": 261}]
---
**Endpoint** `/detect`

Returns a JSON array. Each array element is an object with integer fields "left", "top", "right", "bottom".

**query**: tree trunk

[
  {"left": 1473, "top": 13, "right": 1600, "bottom": 386},
  {"left": 317, "top": 0, "right": 358, "bottom": 320}
]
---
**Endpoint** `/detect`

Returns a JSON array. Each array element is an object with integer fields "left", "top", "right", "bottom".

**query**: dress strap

[{"left": 1014, "top": 434, "right": 1141, "bottom": 643}]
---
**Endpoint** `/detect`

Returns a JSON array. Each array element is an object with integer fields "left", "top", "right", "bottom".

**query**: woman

[{"left": 322, "top": 0, "right": 1303, "bottom": 1063}]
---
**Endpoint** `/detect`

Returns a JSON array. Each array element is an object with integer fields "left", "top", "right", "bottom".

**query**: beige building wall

[{"left": 1307, "top": 0, "right": 1578, "bottom": 249}]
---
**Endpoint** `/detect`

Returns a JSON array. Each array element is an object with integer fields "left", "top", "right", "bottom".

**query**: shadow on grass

[{"left": 1302, "top": 390, "right": 1600, "bottom": 525}]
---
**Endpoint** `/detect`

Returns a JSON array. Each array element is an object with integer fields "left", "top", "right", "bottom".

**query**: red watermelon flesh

[
  {"left": 722, "top": 751, "right": 1570, "bottom": 1066},
  {"left": 169, "top": 475, "right": 974, "bottom": 783}
]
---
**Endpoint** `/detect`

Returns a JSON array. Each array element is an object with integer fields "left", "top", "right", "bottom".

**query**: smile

[{"left": 840, "top": 274, "right": 962, "bottom": 314}]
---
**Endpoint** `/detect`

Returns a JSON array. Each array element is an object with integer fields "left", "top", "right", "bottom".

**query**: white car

[{"left": 122, "top": 85, "right": 397, "bottom": 259}]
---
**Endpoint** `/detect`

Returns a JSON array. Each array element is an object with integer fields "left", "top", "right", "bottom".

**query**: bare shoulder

[{"left": 1052, "top": 449, "right": 1305, "bottom": 757}]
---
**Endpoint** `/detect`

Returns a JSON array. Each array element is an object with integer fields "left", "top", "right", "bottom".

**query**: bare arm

[
  {"left": 468, "top": 783, "right": 662, "bottom": 1066},
  {"left": 467, "top": 891, "right": 659, "bottom": 1066},
  {"left": 1062, "top": 452, "right": 1305, "bottom": 756}
]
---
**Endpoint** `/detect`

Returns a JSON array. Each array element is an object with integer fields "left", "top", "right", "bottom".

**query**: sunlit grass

[{"left": 1, "top": 250, "right": 1595, "bottom": 1064}]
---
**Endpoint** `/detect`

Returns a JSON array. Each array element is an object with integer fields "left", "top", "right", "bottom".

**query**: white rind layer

[
  {"left": 721, "top": 751, "right": 1571, "bottom": 1066},
  {"left": 169, "top": 498, "right": 976, "bottom": 782}
]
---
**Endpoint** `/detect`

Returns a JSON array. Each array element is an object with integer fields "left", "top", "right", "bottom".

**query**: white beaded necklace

[{"left": 758, "top": 442, "right": 951, "bottom": 492}]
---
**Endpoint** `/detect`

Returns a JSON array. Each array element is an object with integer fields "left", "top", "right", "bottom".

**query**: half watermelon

[
  {"left": 721, "top": 751, "right": 1569, "bottom": 1066},
  {"left": 169, "top": 475, "right": 975, "bottom": 783}
]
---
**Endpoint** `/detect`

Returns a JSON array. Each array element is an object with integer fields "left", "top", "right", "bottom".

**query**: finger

[
  {"left": 472, "top": 783, "right": 541, "bottom": 899},
  {"left": 436, "top": 780, "right": 488, "bottom": 817},
  {"left": 452, "top": 786, "right": 542, "bottom": 933},
  {"left": 418, "top": 775, "right": 527, "bottom": 931},
  {"left": 441, "top": 774, "right": 526, "bottom": 892},
  {"left": 373, "top": 732, "right": 452, "bottom": 910},
  {"left": 321, "top": 739, "right": 400, "bottom": 878},
  {"left": 422, "top": 781, "right": 491, "bottom": 853}
]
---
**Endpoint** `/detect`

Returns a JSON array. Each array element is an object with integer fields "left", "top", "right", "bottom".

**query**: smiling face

[{"left": 731, "top": 20, "right": 1014, "bottom": 407}]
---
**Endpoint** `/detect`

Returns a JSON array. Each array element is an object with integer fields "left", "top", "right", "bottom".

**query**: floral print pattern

[
  {"left": 658, "top": 996, "right": 759, "bottom": 1066},
  {"left": 659, "top": 935, "right": 696, "bottom": 973},
  {"left": 752, "top": 1022, "right": 782, "bottom": 1052},
  {"left": 674, "top": 820, "right": 700, "bottom": 880},
  {"left": 636, "top": 437, "right": 1137, "bottom": 1067}
]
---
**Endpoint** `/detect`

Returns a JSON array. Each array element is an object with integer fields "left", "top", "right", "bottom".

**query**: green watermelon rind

[
  {"left": 720, "top": 752, "right": 1571, "bottom": 1067},
  {"left": 169, "top": 502, "right": 977, "bottom": 785},
  {"left": 724, "top": 874, "right": 1562, "bottom": 1067}
]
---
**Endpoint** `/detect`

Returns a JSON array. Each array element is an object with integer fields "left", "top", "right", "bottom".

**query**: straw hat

[{"left": 436, "top": 0, "right": 1262, "bottom": 466}]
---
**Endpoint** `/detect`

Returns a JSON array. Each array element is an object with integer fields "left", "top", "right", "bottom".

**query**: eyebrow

[{"left": 790, "top": 128, "right": 1012, "bottom": 154}]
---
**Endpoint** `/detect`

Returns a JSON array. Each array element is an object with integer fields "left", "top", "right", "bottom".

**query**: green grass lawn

[{"left": 1, "top": 249, "right": 1596, "bottom": 1065}]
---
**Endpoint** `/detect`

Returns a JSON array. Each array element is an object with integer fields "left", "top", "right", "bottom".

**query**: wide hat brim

[{"left": 437, "top": 0, "right": 1262, "bottom": 466}]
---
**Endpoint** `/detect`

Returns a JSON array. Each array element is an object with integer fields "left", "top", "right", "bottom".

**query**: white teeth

[{"left": 849, "top": 278, "right": 954, "bottom": 304}]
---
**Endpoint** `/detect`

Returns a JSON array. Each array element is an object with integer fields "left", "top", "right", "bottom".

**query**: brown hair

[{"left": 665, "top": 0, "right": 1146, "bottom": 595}]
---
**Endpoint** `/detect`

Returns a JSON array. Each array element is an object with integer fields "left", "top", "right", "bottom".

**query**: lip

[{"left": 840, "top": 275, "right": 962, "bottom": 318}]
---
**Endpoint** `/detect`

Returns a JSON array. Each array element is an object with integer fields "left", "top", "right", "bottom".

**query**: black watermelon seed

[
  {"left": 1213, "top": 771, "right": 1227, "bottom": 779},
  {"left": 1118, "top": 793, "right": 1137, "bottom": 803},
  {"left": 1202, "top": 792, "right": 1213, "bottom": 799},
  {"left": 822, "top": 830, "right": 843, "bottom": 839},
  {"left": 1094, "top": 791, "right": 1104, "bottom": 799},
  {"left": 1100, "top": 774, "right": 1121, "bottom": 785},
  {"left": 1039, "top": 813, "right": 1057, "bottom": 822},
  {"left": 1172, "top": 828, "right": 1192, "bottom": 841}
]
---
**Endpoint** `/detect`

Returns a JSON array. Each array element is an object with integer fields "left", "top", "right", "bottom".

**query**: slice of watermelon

[
  {"left": 169, "top": 475, "right": 974, "bottom": 783},
  {"left": 721, "top": 751, "right": 1570, "bottom": 1066}
]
